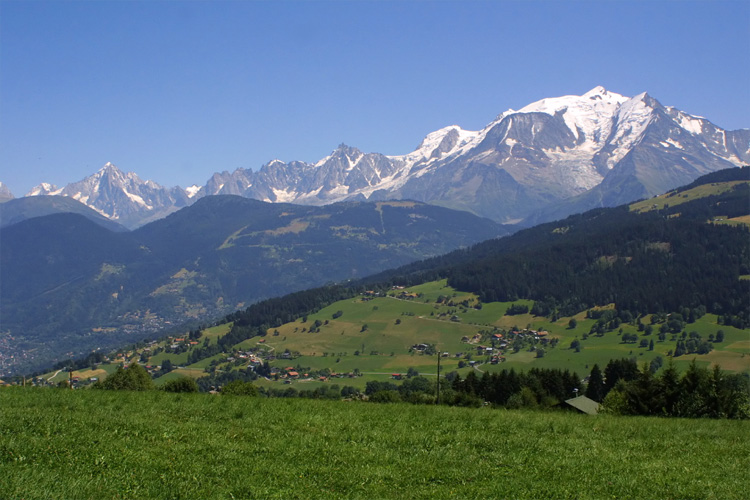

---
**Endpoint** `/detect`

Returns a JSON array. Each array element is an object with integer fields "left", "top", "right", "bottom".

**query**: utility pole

[{"left": 436, "top": 345, "right": 441, "bottom": 405}]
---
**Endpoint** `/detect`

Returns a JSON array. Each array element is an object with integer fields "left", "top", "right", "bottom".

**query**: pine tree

[
  {"left": 659, "top": 359, "right": 680, "bottom": 415},
  {"left": 585, "top": 364, "right": 605, "bottom": 402}
]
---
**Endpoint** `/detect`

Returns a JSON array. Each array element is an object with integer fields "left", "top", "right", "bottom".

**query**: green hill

[
  {"left": 253, "top": 280, "right": 749, "bottom": 377},
  {"left": 134, "top": 279, "right": 745, "bottom": 397}
]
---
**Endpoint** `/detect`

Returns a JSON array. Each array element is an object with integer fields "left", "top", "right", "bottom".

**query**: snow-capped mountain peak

[
  {"left": 393, "top": 126, "right": 482, "bottom": 173},
  {"left": 25, "top": 88, "right": 749, "bottom": 228},
  {"left": 582, "top": 85, "right": 613, "bottom": 99},
  {"left": 185, "top": 185, "right": 201, "bottom": 198},
  {"left": 520, "top": 86, "right": 628, "bottom": 113},
  {"left": 27, "top": 182, "right": 62, "bottom": 196},
  {"left": 24, "top": 163, "right": 191, "bottom": 228},
  {"left": 0, "top": 181, "right": 15, "bottom": 202},
  {"left": 516, "top": 86, "right": 629, "bottom": 144}
]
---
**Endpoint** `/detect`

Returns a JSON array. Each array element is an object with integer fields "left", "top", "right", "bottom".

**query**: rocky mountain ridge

[
  {"left": 0, "top": 182, "right": 14, "bottom": 203},
  {"left": 22, "top": 87, "right": 749, "bottom": 228}
]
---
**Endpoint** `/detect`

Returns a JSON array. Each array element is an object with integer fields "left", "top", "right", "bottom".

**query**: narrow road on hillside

[{"left": 361, "top": 372, "right": 438, "bottom": 377}]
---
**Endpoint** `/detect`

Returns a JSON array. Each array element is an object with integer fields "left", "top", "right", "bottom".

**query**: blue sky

[{"left": 1, "top": 0, "right": 748, "bottom": 195}]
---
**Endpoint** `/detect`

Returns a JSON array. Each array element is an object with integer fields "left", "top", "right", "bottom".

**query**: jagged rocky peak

[
  {"left": 94, "top": 162, "right": 125, "bottom": 180},
  {"left": 330, "top": 143, "right": 363, "bottom": 161},
  {"left": 0, "top": 181, "right": 15, "bottom": 202},
  {"left": 22, "top": 88, "right": 748, "bottom": 229},
  {"left": 22, "top": 162, "right": 191, "bottom": 228},
  {"left": 408, "top": 125, "right": 479, "bottom": 163},
  {"left": 96, "top": 162, "right": 151, "bottom": 185},
  {"left": 583, "top": 85, "right": 612, "bottom": 99},
  {"left": 100, "top": 161, "right": 118, "bottom": 172},
  {"left": 26, "top": 182, "right": 60, "bottom": 196}
]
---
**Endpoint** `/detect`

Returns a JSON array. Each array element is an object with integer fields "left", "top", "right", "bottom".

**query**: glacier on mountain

[{"left": 23, "top": 87, "right": 750, "bottom": 228}]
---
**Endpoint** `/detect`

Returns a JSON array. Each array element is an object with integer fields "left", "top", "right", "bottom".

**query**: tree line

[
  {"left": 588, "top": 358, "right": 750, "bottom": 419},
  {"left": 85, "top": 355, "right": 748, "bottom": 420}
]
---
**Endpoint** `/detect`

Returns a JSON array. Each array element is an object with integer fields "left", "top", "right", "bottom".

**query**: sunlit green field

[
  {"left": 1, "top": 387, "right": 748, "bottom": 499},
  {"left": 238, "top": 280, "right": 749, "bottom": 381},
  {"left": 42, "top": 280, "right": 748, "bottom": 390},
  {"left": 629, "top": 180, "right": 749, "bottom": 213}
]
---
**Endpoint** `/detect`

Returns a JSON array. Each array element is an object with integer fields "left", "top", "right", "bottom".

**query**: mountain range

[{"left": 8, "top": 87, "right": 748, "bottom": 228}]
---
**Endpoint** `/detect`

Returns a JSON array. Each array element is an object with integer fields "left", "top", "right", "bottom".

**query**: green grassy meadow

[
  {"left": 41, "top": 280, "right": 748, "bottom": 390},
  {"left": 239, "top": 280, "right": 749, "bottom": 382},
  {"left": 1, "top": 387, "right": 748, "bottom": 500},
  {"left": 629, "top": 180, "right": 750, "bottom": 214}
]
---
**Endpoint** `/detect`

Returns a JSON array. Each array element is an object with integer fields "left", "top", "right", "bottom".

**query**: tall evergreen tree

[
  {"left": 659, "top": 359, "right": 681, "bottom": 415},
  {"left": 604, "top": 358, "right": 639, "bottom": 395},
  {"left": 586, "top": 364, "right": 605, "bottom": 402}
]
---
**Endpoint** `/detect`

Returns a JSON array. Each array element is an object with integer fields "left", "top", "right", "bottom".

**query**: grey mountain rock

[
  {"left": 25, "top": 88, "right": 749, "bottom": 227},
  {"left": 26, "top": 163, "right": 190, "bottom": 229},
  {"left": 0, "top": 182, "right": 14, "bottom": 203}
]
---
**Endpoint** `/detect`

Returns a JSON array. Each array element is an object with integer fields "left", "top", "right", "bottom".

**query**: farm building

[{"left": 562, "top": 396, "right": 600, "bottom": 415}]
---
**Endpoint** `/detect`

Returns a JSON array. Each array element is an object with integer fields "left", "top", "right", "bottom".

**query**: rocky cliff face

[
  {"left": 0, "top": 182, "right": 14, "bottom": 203},
  {"left": 202, "top": 87, "right": 747, "bottom": 224},
  {"left": 26, "top": 163, "right": 191, "bottom": 228},
  {"left": 26, "top": 88, "right": 749, "bottom": 227}
]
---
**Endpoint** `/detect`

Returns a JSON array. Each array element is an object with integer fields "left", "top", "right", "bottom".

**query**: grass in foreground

[{"left": 1, "top": 387, "right": 749, "bottom": 499}]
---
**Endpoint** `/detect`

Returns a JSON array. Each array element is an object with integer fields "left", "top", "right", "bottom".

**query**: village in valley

[{"left": 8, "top": 278, "right": 744, "bottom": 393}]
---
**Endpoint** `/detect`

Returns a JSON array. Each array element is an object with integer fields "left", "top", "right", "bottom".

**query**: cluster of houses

[
  {"left": 0, "top": 334, "right": 35, "bottom": 378},
  {"left": 361, "top": 290, "right": 382, "bottom": 301},
  {"left": 457, "top": 328, "right": 554, "bottom": 364},
  {"left": 266, "top": 365, "right": 360, "bottom": 384},
  {"left": 164, "top": 336, "right": 199, "bottom": 352},
  {"left": 363, "top": 287, "right": 421, "bottom": 301}
]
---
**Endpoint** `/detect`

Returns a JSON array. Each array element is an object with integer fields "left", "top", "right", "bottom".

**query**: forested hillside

[
  {"left": 222, "top": 167, "right": 749, "bottom": 338},
  {"left": 447, "top": 207, "right": 748, "bottom": 323},
  {"left": 0, "top": 197, "right": 506, "bottom": 375}
]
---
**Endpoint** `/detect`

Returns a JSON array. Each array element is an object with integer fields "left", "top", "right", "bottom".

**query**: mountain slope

[
  {"left": 0, "top": 196, "right": 128, "bottom": 232},
  {"left": 0, "top": 197, "right": 506, "bottom": 375},
  {"left": 223, "top": 167, "right": 750, "bottom": 337},
  {"left": 382, "top": 169, "right": 750, "bottom": 319}
]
